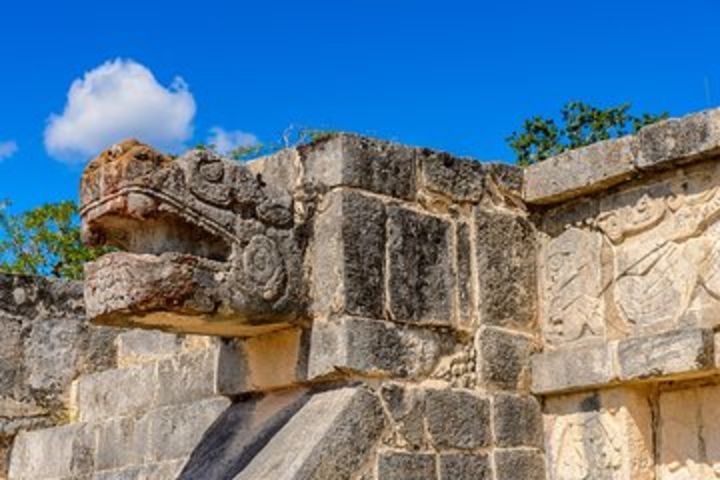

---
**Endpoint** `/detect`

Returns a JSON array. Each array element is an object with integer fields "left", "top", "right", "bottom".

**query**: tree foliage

[
  {"left": 0, "top": 200, "right": 110, "bottom": 280},
  {"left": 507, "top": 101, "right": 669, "bottom": 166}
]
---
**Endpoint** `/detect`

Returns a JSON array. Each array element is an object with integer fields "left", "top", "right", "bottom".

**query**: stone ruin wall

[{"left": 3, "top": 108, "right": 720, "bottom": 479}]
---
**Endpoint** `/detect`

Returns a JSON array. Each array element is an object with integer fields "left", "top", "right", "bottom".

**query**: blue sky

[{"left": 1, "top": 0, "right": 719, "bottom": 212}]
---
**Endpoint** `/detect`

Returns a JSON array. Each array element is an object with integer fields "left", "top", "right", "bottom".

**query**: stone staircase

[{"left": 8, "top": 330, "right": 235, "bottom": 479}]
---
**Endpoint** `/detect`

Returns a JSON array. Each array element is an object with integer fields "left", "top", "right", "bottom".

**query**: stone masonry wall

[
  {"left": 527, "top": 107, "right": 720, "bottom": 479},
  {"left": 0, "top": 274, "right": 119, "bottom": 478}
]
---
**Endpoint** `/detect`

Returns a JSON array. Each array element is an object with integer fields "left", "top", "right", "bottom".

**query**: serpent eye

[{"left": 199, "top": 160, "right": 224, "bottom": 183}]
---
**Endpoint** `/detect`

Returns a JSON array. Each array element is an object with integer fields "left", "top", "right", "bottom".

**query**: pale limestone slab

[{"left": 544, "top": 388, "right": 654, "bottom": 480}]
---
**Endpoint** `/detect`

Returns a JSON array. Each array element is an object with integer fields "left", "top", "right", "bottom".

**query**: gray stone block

[
  {"left": 115, "top": 330, "right": 184, "bottom": 367},
  {"left": 235, "top": 387, "right": 385, "bottom": 480},
  {"left": 438, "top": 453, "right": 491, "bottom": 480},
  {"left": 147, "top": 396, "right": 231, "bottom": 462},
  {"left": 77, "top": 362, "right": 157, "bottom": 422},
  {"left": 476, "top": 327, "right": 533, "bottom": 391},
  {"left": 637, "top": 108, "right": 720, "bottom": 170},
  {"left": 425, "top": 389, "right": 491, "bottom": 450},
  {"left": 377, "top": 451, "right": 437, "bottom": 480},
  {"left": 523, "top": 136, "right": 638, "bottom": 204},
  {"left": 387, "top": 206, "right": 453, "bottom": 325},
  {"left": 301, "top": 134, "right": 417, "bottom": 200},
  {"left": 155, "top": 348, "right": 218, "bottom": 406},
  {"left": 493, "top": 393, "right": 543, "bottom": 448},
  {"left": 311, "top": 189, "right": 386, "bottom": 320},
  {"left": 418, "top": 149, "right": 487, "bottom": 202},
  {"left": 379, "top": 383, "right": 425, "bottom": 449},
  {"left": 308, "top": 316, "right": 451, "bottom": 380},
  {"left": 475, "top": 207, "right": 536, "bottom": 332},
  {"left": 95, "top": 415, "right": 149, "bottom": 471},
  {"left": 531, "top": 341, "right": 615, "bottom": 394},
  {"left": 8, "top": 423, "right": 96, "bottom": 479},
  {"left": 494, "top": 449, "right": 546, "bottom": 480},
  {"left": 455, "top": 222, "right": 475, "bottom": 328},
  {"left": 618, "top": 328, "right": 713, "bottom": 380}
]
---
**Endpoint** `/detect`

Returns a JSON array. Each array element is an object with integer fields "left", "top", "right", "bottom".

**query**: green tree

[
  {"left": 0, "top": 200, "right": 110, "bottom": 280},
  {"left": 507, "top": 101, "right": 669, "bottom": 166}
]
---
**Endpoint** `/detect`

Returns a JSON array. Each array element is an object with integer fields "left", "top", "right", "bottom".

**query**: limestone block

[
  {"left": 493, "top": 393, "right": 543, "bottom": 448},
  {"left": 531, "top": 341, "right": 615, "bottom": 394},
  {"left": 494, "top": 448, "right": 546, "bottom": 480},
  {"left": 147, "top": 396, "right": 231, "bottom": 462},
  {"left": 617, "top": 328, "right": 713, "bottom": 380},
  {"left": 543, "top": 389, "right": 654, "bottom": 480},
  {"left": 377, "top": 451, "right": 437, "bottom": 480},
  {"left": 247, "top": 148, "right": 300, "bottom": 194},
  {"left": 155, "top": 348, "right": 219, "bottom": 406},
  {"left": 234, "top": 387, "right": 385, "bottom": 480},
  {"left": 637, "top": 108, "right": 720, "bottom": 170},
  {"left": 417, "top": 149, "right": 487, "bottom": 202},
  {"left": 455, "top": 222, "right": 475, "bottom": 328},
  {"left": 310, "top": 189, "right": 386, "bottom": 321},
  {"left": 217, "top": 328, "right": 308, "bottom": 396},
  {"left": 386, "top": 206, "right": 453, "bottom": 325},
  {"left": 95, "top": 415, "right": 149, "bottom": 471},
  {"left": 658, "top": 385, "right": 720, "bottom": 479},
  {"left": 475, "top": 207, "right": 536, "bottom": 332},
  {"left": 476, "top": 326, "right": 533, "bottom": 391},
  {"left": 178, "top": 389, "right": 309, "bottom": 480},
  {"left": 301, "top": 134, "right": 417, "bottom": 200},
  {"left": 115, "top": 330, "right": 185, "bottom": 367},
  {"left": 76, "top": 361, "right": 157, "bottom": 422},
  {"left": 539, "top": 227, "right": 605, "bottom": 347},
  {"left": 93, "top": 460, "right": 185, "bottom": 480},
  {"left": 379, "top": 383, "right": 426, "bottom": 449},
  {"left": 308, "top": 316, "right": 452, "bottom": 380},
  {"left": 8, "top": 423, "right": 96, "bottom": 479},
  {"left": 523, "top": 135, "right": 638, "bottom": 204},
  {"left": 424, "top": 388, "right": 491, "bottom": 450},
  {"left": 438, "top": 453, "right": 491, "bottom": 480}
]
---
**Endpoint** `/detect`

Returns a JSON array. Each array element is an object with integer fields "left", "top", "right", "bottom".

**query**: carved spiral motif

[
  {"left": 242, "top": 235, "right": 286, "bottom": 301},
  {"left": 188, "top": 154, "right": 232, "bottom": 206}
]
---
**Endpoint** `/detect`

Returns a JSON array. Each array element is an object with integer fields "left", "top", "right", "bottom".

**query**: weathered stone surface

[
  {"left": 217, "top": 329, "right": 308, "bottom": 395},
  {"left": 418, "top": 149, "right": 487, "bottom": 202},
  {"left": 475, "top": 207, "right": 536, "bottom": 332},
  {"left": 379, "top": 383, "right": 426, "bottom": 449},
  {"left": 234, "top": 387, "right": 384, "bottom": 480},
  {"left": 617, "top": 328, "right": 713, "bottom": 380},
  {"left": 147, "top": 396, "right": 231, "bottom": 463},
  {"left": 544, "top": 389, "right": 654, "bottom": 480},
  {"left": 476, "top": 327, "right": 533, "bottom": 391},
  {"left": 310, "top": 189, "right": 386, "bottom": 321},
  {"left": 387, "top": 206, "right": 453, "bottom": 325},
  {"left": 494, "top": 449, "right": 546, "bottom": 480},
  {"left": 179, "top": 390, "right": 309, "bottom": 480},
  {"left": 425, "top": 389, "right": 491, "bottom": 449},
  {"left": 637, "top": 108, "right": 720, "bottom": 170},
  {"left": 493, "top": 393, "right": 543, "bottom": 448},
  {"left": 531, "top": 341, "right": 615, "bottom": 394},
  {"left": 115, "top": 330, "right": 185, "bottom": 367},
  {"left": 657, "top": 384, "right": 720, "bottom": 479},
  {"left": 300, "top": 133, "right": 417, "bottom": 200},
  {"left": 93, "top": 460, "right": 185, "bottom": 480},
  {"left": 76, "top": 361, "right": 157, "bottom": 422},
  {"left": 539, "top": 227, "right": 605, "bottom": 347},
  {"left": 455, "top": 222, "right": 475, "bottom": 329},
  {"left": 81, "top": 140, "right": 304, "bottom": 336},
  {"left": 377, "top": 451, "right": 436, "bottom": 480},
  {"left": 95, "top": 416, "right": 149, "bottom": 471},
  {"left": 524, "top": 135, "right": 638, "bottom": 204},
  {"left": 8, "top": 423, "right": 96, "bottom": 479},
  {"left": 308, "top": 316, "right": 451, "bottom": 380},
  {"left": 438, "top": 453, "right": 491, "bottom": 480},
  {"left": 247, "top": 148, "right": 300, "bottom": 194}
]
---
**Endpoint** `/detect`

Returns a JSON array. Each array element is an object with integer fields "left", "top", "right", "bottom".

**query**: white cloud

[
  {"left": 45, "top": 59, "right": 196, "bottom": 163},
  {"left": 0, "top": 140, "right": 17, "bottom": 161},
  {"left": 207, "top": 127, "right": 259, "bottom": 155}
]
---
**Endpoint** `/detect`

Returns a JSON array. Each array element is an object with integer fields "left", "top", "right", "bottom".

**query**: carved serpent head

[{"left": 80, "top": 139, "right": 304, "bottom": 336}]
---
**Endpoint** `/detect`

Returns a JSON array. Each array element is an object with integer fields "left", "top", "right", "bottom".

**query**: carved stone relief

[{"left": 541, "top": 161, "right": 720, "bottom": 346}]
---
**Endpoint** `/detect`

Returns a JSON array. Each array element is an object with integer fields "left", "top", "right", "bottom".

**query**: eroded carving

[
  {"left": 552, "top": 414, "right": 623, "bottom": 480},
  {"left": 80, "top": 140, "right": 304, "bottom": 335}
]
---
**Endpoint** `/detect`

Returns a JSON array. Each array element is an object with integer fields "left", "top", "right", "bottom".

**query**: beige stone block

[
  {"left": 544, "top": 388, "right": 654, "bottom": 480},
  {"left": 658, "top": 385, "right": 720, "bottom": 479}
]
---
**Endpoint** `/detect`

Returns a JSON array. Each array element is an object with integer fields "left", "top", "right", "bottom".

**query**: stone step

[
  {"left": 115, "top": 330, "right": 215, "bottom": 368},
  {"left": 8, "top": 396, "right": 230, "bottom": 480}
]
